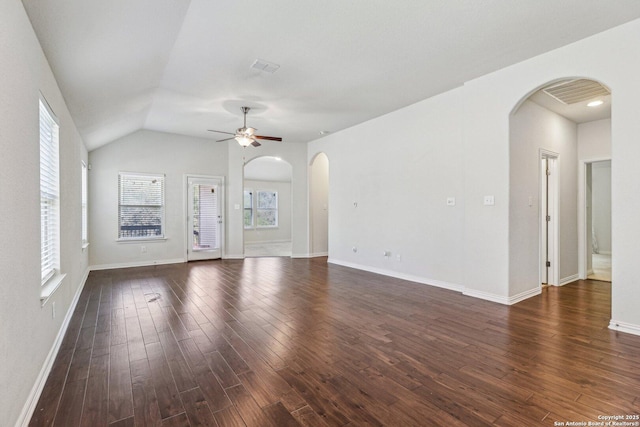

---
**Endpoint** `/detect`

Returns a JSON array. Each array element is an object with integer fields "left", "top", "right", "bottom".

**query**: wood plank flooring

[{"left": 29, "top": 257, "right": 640, "bottom": 426}]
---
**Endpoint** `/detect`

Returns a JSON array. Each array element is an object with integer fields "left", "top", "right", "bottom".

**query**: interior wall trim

[
  {"left": 89, "top": 258, "right": 184, "bottom": 271},
  {"left": 558, "top": 274, "right": 579, "bottom": 286},
  {"left": 327, "top": 258, "right": 464, "bottom": 293},
  {"left": 609, "top": 320, "right": 640, "bottom": 337}
]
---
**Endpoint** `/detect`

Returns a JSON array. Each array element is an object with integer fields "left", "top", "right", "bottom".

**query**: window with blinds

[
  {"left": 256, "top": 190, "right": 278, "bottom": 228},
  {"left": 81, "top": 162, "right": 88, "bottom": 246},
  {"left": 40, "top": 99, "right": 60, "bottom": 284},
  {"left": 118, "top": 173, "right": 165, "bottom": 239}
]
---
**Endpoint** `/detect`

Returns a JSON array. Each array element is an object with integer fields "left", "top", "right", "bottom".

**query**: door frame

[
  {"left": 578, "top": 158, "right": 611, "bottom": 279},
  {"left": 184, "top": 174, "right": 225, "bottom": 261},
  {"left": 539, "top": 149, "right": 559, "bottom": 286}
]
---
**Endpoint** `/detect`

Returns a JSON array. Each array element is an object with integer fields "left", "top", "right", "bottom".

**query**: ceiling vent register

[{"left": 542, "top": 79, "right": 610, "bottom": 105}]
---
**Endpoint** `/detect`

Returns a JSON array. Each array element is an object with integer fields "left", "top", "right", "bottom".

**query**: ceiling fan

[{"left": 208, "top": 106, "right": 282, "bottom": 147}]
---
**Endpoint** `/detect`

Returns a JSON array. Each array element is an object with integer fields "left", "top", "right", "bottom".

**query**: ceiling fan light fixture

[{"left": 235, "top": 135, "right": 254, "bottom": 147}]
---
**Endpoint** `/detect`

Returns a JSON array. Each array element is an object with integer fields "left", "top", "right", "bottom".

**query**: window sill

[
  {"left": 41, "top": 273, "right": 66, "bottom": 306},
  {"left": 117, "top": 237, "right": 167, "bottom": 243}
]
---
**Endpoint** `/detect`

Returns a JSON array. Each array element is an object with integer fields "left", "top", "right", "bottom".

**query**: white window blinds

[
  {"left": 118, "top": 173, "right": 165, "bottom": 239},
  {"left": 40, "top": 99, "right": 60, "bottom": 284}
]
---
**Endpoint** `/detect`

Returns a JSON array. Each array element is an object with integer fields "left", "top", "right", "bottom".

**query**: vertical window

[
  {"left": 40, "top": 99, "right": 60, "bottom": 284},
  {"left": 118, "top": 173, "right": 165, "bottom": 239},
  {"left": 256, "top": 190, "right": 278, "bottom": 228},
  {"left": 243, "top": 189, "right": 253, "bottom": 228},
  {"left": 81, "top": 161, "right": 88, "bottom": 246}
]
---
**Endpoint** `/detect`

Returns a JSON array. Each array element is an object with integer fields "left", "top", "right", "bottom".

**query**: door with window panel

[{"left": 187, "top": 176, "right": 223, "bottom": 260}]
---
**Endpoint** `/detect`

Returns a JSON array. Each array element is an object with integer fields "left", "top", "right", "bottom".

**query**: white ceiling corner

[{"left": 21, "top": 0, "right": 640, "bottom": 151}]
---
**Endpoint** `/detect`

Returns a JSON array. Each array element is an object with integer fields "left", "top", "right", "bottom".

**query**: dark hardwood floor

[{"left": 29, "top": 257, "right": 640, "bottom": 426}]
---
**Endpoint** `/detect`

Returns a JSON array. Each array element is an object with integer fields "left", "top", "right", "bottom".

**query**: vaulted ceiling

[{"left": 22, "top": 0, "right": 640, "bottom": 151}]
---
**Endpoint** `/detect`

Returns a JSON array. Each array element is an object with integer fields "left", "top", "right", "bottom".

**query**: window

[
  {"left": 256, "top": 190, "right": 278, "bottom": 228},
  {"left": 81, "top": 161, "right": 88, "bottom": 246},
  {"left": 40, "top": 99, "right": 60, "bottom": 284},
  {"left": 243, "top": 189, "right": 253, "bottom": 228},
  {"left": 118, "top": 173, "right": 165, "bottom": 239}
]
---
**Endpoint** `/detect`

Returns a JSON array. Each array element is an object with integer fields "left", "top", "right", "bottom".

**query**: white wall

[
  {"left": 309, "top": 88, "right": 465, "bottom": 291},
  {"left": 243, "top": 180, "right": 292, "bottom": 244},
  {"left": 89, "top": 130, "right": 228, "bottom": 268},
  {"left": 509, "top": 100, "right": 578, "bottom": 294},
  {"left": 0, "top": 1, "right": 89, "bottom": 425},
  {"left": 459, "top": 19, "right": 640, "bottom": 327},
  {"left": 578, "top": 119, "right": 612, "bottom": 160},
  {"left": 310, "top": 18, "right": 640, "bottom": 333},
  {"left": 309, "top": 153, "right": 329, "bottom": 256}
]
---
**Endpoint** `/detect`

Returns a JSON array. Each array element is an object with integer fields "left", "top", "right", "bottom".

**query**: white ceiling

[{"left": 22, "top": 1, "right": 640, "bottom": 151}]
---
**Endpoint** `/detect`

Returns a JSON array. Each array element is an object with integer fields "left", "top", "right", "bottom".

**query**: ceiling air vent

[
  {"left": 542, "top": 79, "right": 610, "bottom": 105},
  {"left": 250, "top": 59, "right": 280, "bottom": 73}
]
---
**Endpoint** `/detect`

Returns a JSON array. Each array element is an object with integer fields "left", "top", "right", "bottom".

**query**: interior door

[{"left": 187, "top": 176, "right": 223, "bottom": 261}]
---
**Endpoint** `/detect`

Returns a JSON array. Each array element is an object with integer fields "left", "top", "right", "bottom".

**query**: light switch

[
  {"left": 234, "top": 204, "right": 240, "bottom": 210},
  {"left": 483, "top": 195, "right": 495, "bottom": 206}
]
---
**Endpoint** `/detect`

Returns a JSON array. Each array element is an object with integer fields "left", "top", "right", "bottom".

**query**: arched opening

[
  {"left": 243, "top": 156, "right": 293, "bottom": 257},
  {"left": 309, "top": 152, "right": 329, "bottom": 257},
  {"left": 509, "top": 78, "right": 612, "bottom": 299}
]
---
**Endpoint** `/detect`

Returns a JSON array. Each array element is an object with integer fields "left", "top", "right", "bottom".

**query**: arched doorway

[
  {"left": 309, "top": 152, "right": 329, "bottom": 257},
  {"left": 243, "top": 156, "right": 293, "bottom": 257},
  {"left": 509, "top": 78, "right": 611, "bottom": 296}
]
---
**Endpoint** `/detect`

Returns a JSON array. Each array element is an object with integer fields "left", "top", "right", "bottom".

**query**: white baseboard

[
  {"left": 558, "top": 274, "right": 579, "bottom": 286},
  {"left": 609, "top": 320, "right": 640, "bottom": 337},
  {"left": 463, "top": 288, "right": 511, "bottom": 305},
  {"left": 308, "top": 252, "right": 328, "bottom": 258},
  {"left": 244, "top": 239, "right": 291, "bottom": 245},
  {"left": 90, "top": 258, "right": 184, "bottom": 271},
  {"left": 223, "top": 254, "right": 245, "bottom": 260},
  {"left": 16, "top": 267, "right": 89, "bottom": 427},
  {"left": 508, "top": 287, "right": 542, "bottom": 305},
  {"left": 327, "top": 258, "right": 464, "bottom": 293}
]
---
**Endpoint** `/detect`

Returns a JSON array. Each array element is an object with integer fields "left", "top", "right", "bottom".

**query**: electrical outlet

[
  {"left": 141, "top": 245, "right": 147, "bottom": 253},
  {"left": 483, "top": 195, "right": 495, "bottom": 206},
  {"left": 446, "top": 197, "right": 456, "bottom": 206}
]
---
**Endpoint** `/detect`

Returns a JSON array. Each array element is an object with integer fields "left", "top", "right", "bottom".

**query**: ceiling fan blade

[
  {"left": 208, "top": 129, "right": 236, "bottom": 135},
  {"left": 254, "top": 135, "right": 282, "bottom": 141},
  {"left": 216, "top": 137, "right": 235, "bottom": 142},
  {"left": 251, "top": 140, "right": 262, "bottom": 147}
]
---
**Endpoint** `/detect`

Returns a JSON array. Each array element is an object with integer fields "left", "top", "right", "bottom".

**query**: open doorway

[
  {"left": 186, "top": 175, "right": 224, "bottom": 261},
  {"left": 243, "top": 156, "right": 293, "bottom": 257},
  {"left": 586, "top": 160, "right": 612, "bottom": 282},
  {"left": 509, "top": 77, "right": 611, "bottom": 300},
  {"left": 309, "top": 153, "right": 329, "bottom": 257}
]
